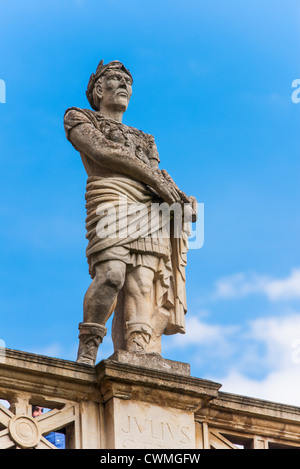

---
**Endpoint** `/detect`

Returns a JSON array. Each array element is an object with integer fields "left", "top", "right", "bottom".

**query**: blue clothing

[{"left": 45, "top": 431, "right": 65, "bottom": 449}]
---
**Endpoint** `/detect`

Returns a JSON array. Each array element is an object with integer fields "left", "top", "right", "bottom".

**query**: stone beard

[{"left": 64, "top": 60, "right": 195, "bottom": 365}]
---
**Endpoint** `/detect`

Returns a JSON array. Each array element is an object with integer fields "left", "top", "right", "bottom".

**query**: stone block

[
  {"left": 105, "top": 398, "right": 195, "bottom": 449},
  {"left": 108, "top": 350, "right": 190, "bottom": 376}
]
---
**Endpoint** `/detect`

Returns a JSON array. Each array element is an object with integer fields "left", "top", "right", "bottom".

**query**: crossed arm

[
  {"left": 66, "top": 115, "right": 197, "bottom": 219},
  {"left": 68, "top": 121, "right": 181, "bottom": 205}
]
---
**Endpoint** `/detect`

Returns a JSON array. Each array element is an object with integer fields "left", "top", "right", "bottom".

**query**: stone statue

[{"left": 64, "top": 60, "right": 197, "bottom": 365}]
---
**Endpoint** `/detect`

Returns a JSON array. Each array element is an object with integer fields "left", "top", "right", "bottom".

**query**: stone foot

[{"left": 76, "top": 322, "right": 107, "bottom": 366}]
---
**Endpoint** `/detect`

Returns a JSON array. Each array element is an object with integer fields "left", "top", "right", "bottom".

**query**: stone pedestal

[{"left": 99, "top": 351, "right": 220, "bottom": 449}]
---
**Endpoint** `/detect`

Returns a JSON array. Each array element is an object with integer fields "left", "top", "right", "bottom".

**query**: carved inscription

[{"left": 113, "top": 400, "right": 195, "bottom": 449}]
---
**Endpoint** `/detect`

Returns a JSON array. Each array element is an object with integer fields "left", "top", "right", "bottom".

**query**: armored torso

[{"left": 64, "top": 107, "right": 159, "bottom": 177}]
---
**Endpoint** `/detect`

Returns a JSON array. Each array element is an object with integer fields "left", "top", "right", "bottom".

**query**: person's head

[
  {"left": 86, "top": 60, "right": 133, "bottom": 115},
  {"left": 32, "top": 405, "right": 44, "bottom": 418}
]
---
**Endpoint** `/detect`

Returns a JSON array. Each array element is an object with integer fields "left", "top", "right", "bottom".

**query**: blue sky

[{"left": 0, "top": 0, "right": 300, "bottom": 406}]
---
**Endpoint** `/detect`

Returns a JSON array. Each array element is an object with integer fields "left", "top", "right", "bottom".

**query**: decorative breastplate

[{"left": 95, "top": 114, "right": 154, "bottom": 167}]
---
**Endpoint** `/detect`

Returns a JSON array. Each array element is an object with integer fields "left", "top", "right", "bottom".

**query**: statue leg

[
  {"left": 77, "top": 259, "right": 126, "bottom": 365},
  {"left": 123, "top": 265, "right": 155, "bottom": 352}
]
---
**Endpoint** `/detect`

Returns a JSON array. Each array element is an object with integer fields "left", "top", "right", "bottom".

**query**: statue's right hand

[{"left": 153, "top": 171, "right": 181, "bottom": 205}]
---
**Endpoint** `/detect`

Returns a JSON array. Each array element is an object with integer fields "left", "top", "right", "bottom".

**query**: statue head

[{"left": 86, "top": 60, "right": 133, "bottom": 114}]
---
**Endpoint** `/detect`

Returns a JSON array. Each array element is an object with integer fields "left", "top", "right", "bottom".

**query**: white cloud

[
  {"left": 165, "top": 310, "right": 300, "bottom": 406},
  {"left": 165, "top": 315, "right": 238, "bottom": 354},
  {"left": 216, "top": 313, "right": 300, "bottom": 406},
  {"left": 264, "top": 269, "right": 300, "bottom": 301},
  {"left": 171, "top": 315, "right": 237, "bottom": 347},
  {"left": 220, "top": 368, "right": 300, "bottom": 406},
  {"left": 162, "top": 314, "right": 241, "bottom": 370},
  {"left": 213, "top": 268, "right": 300, "bottom": 302}
]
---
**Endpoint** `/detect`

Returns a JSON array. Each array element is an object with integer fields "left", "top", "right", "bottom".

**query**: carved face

[{"left": 96, "top": 70, "right": 133, "bottom": 113}]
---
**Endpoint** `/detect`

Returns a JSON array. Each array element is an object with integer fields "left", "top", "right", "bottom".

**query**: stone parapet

[{"left": 0, "top": 348, "right": 299, "bottom": 449}]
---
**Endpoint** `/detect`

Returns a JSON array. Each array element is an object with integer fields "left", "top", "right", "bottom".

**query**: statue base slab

[{"left": 108, "top": 350, "right": 191, "bottom": 376}]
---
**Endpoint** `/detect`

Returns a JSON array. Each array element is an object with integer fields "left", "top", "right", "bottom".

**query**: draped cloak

[{"left": 64, "top": 107, "right": 189, "bottom": 335}]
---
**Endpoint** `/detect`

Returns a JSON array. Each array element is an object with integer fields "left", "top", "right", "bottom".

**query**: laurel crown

[{"left": 86, "top": 60, "right": 133, "bottom": 110}]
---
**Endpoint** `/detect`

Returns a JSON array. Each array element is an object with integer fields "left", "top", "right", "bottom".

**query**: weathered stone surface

[
  {"left": 64, "top": 60, "right": 197, "bottom": 365},
  {"left": 105, "top": 398, "right": 195, "bottom": 449},
  {"left": 108, "top": 350, "right": 191, "bottom": 376},
  {"left": 0, "top": 349, "right": 300, "bottom": 449},
  {"left": 8, "top": 414, "right": 41, "bottom": 449}
]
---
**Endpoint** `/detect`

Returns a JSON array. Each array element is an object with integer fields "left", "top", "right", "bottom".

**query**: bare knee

[
  {"left": 106, "top": 268, "right": 125, "bottom": 290},
  {"left": 95, "top": 261, "right": 126, "bottom": 292}
]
